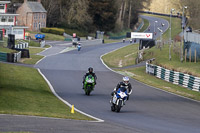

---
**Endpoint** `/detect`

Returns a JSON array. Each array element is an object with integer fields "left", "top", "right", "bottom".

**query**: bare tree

[
  {"left": 116, "top": 0, "right": 125, "bottom": 30},
  {"left": 42, "top": 0, "right": 60, "bottom": 26}
]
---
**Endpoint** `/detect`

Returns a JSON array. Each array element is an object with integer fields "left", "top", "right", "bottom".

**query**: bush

[
  {"left": 41, "top": 28, "right": 50, "bottom": 33},
  {"left": 41, "top": 27, "right": 89, "bottom": 37}
]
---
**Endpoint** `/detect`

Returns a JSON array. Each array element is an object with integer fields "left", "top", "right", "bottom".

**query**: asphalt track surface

[{"left": 1, "top": 16, "right": 200, "bottom": 133}]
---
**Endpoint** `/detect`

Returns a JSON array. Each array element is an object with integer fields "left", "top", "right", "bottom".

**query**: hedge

[{"left": 41, "top": 28, "right": 65, "bottom": 35}]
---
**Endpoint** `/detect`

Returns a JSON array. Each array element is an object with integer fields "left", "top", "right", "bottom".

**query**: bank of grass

[
  {"left": 104, "top": 39, "right": 122, "bottom": 44},
  {"left": 43, "top": 32, "right": 65, "bottom": 41},
  {"left": 0, "top": 63, "right": 93, "bottom": 120},
  {"left": 143, "top": 44, "right": 200, "bottom": 77},
  {"left": 102, "top": 44, "right": 139, "bottom": 67},
  {"left": 0, "top": 38, "right": 16, "bottom": 53},
  {"left": 28, "top": 31, "right": 65, "bottom": 41},
  {"left": 139, "top": 18, "right": 150, "bottom": 32},
  {"left": 0, "top": 46, "right": 16, "bottom": 53},
  {"left": 0, "top": 37, "right": 93, "bottom": 120}
]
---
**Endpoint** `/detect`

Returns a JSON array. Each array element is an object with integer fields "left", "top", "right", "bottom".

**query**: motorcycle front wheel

[
  {"left": 116, "top": 100, "right": 122, "bottom": 112},
  {"left": 85, "top": 86, "right": 92, "bottom": 95}
]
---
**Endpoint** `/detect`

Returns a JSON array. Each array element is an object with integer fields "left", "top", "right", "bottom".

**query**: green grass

[
  {"left": 139, "top": 18, "right": 150, "bottom": 32},
  {"left": 0, "top": 38, "right": 16, "bottom": 53},
  {"left": 28, "top": 31, "right": 65, "bottom": 41},
  {"left": 43, "top": 32, "right": 65, "bottom": 41},
  {"left": 143, "top": 44, "right": 200, "bottom": 77},
  {"left": 0, "top": 39, "right": 94, "bottom": 120},
  {"left": 24, "top": 40, "right": 41, "bottom": 47},
  {"left": 0, "top": 46, "right": 16, "bottom": 53},
  {"left": 104, "top": 39, "right": 122, "bottom": 44},
  {"left": 102, "top": 44, "right": 139, "bottom": 68},
  {"left": 0, "top": 63, "right": 93, "bottom": 120}
]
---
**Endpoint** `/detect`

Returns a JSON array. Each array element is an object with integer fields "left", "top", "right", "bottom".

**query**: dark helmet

[{"left": 88, "top": 67, "right": 93, "bottom": 73}]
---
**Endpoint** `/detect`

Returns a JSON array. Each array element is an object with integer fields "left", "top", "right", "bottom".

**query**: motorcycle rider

[
  {"left": 111, "top": 76, "right": 132, "bottom": 100},
  {"left": 82, "top": 67, "right": 97, "bottom": 89}
]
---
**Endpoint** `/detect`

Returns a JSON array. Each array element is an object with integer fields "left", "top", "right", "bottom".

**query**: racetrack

[
  {"left": 36, "top": 42, "right": 200, "bottom": 133},
  {"left": 1, "top": 15, "right": 200, "bottom": 133}
]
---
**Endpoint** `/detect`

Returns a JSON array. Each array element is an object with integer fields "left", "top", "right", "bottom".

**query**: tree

[
  {"left": 42, "top": 0, "right": 61, "bottom": 27},
  {"left": 115, "top": 0, "right": 152, "bottom": 31},
  {"left": 65, "top": 0, "right": 92, "bottom": 31},
  {"left": 88, "top": 0, "right": 118, "bottom": 32}
]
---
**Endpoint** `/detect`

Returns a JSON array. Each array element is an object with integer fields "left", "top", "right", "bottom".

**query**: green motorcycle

[{"left": 83, "top": 75, "right": 95, "bottom": 95}]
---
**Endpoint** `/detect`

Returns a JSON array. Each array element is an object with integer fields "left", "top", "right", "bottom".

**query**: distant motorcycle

[
  {"left": 77, "top": 43, "right": 81, "bottom": 51},
  {"left": 83, "top": 75, "right": 95, "bottom": 95},
  {"left": 110, "top": 87, "right": 128, "bottom": 112}
]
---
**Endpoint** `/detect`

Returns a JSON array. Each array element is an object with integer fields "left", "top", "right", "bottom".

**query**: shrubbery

[{"left": 41, "top": 27, "right": 90, "bottom": 37}]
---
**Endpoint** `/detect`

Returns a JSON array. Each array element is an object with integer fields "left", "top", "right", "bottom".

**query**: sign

[
  {"left": 146, "top": 64, "right": 155, "bottom": 75},
  {"left": 139, "top": 39, "right": 155, "bottom": 50},
  {"left": 131, "top": 32, "right": 153, "bottom": 39}
]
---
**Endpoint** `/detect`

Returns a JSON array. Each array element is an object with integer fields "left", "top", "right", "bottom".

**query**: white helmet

[{"left": 123, "top": 77, "right": 129, "bottom": 85}]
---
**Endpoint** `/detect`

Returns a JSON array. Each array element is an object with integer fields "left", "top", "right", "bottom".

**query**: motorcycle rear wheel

[{"left": 111, "top": 103, "right": 115, "bottom": 112}]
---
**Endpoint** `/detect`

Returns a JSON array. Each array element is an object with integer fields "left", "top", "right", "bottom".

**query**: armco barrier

[
  {"left": 14, "top": 51, "right": 21, "bottom": 62},
  {"left": 0, "top": 52, "right": 7, "bottom": 62},
  {"left": 0, "top": 51, "right": 21, "bottom": 63},
  {"left": 146, "top": 62, "right": 200, "bottom": 92},
  {"left": 15, "top": 42, "right": 29, "bottom": 49}
]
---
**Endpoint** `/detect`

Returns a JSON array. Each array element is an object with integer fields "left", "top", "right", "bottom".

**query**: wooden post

[
  {"left": 180, "top": 41, "right": 183, "bottom": 62},
  {"left": 169, "top": 42, "right": 171, "bottom": 60},
  {"left": 195, "top": 49, "right": 196, "bottom": 63},
  {"left": 185, "top": 49, "right": 187, "bottom": 62},
  {"left": 189, "top": 48, "right": 191, "bottom": 62}
]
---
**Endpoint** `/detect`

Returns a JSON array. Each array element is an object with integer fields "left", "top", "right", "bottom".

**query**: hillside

[{"left": 143, "top": 0, "right": 200, "bottom": 30}]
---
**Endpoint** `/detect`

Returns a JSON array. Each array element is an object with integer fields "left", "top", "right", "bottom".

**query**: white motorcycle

[{"left": 110, "top": 87, "right": 128, "bottom": 112}]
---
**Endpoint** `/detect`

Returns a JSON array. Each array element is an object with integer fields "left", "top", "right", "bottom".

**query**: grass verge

[
  {"left": 102, "top": 44, "right": 138, "bottom": 67},
  {"left": 0, "top": 39, "right": 94, "bottom": 120},
  {"left": 19, "top": 47, "right": 45, "bottom": 65},
  {"left": 143, "top": 43, "right": 200, "bottom": 77},
  {"left": 28, "top": 31, "right": 65, "bottom": 41},
  {"left": 139, "top": 18, "right": 150, "bottom": 32},
  {"left": 104, "top": 39, "right": 122, "bottom": 44},
  {"left": 0, "top": 63, "right": 93, "bottom": 120}
]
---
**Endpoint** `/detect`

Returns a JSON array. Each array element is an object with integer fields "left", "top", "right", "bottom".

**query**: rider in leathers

[{"left": 82, "top": 67, "right": 97, "bottom": 89}]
